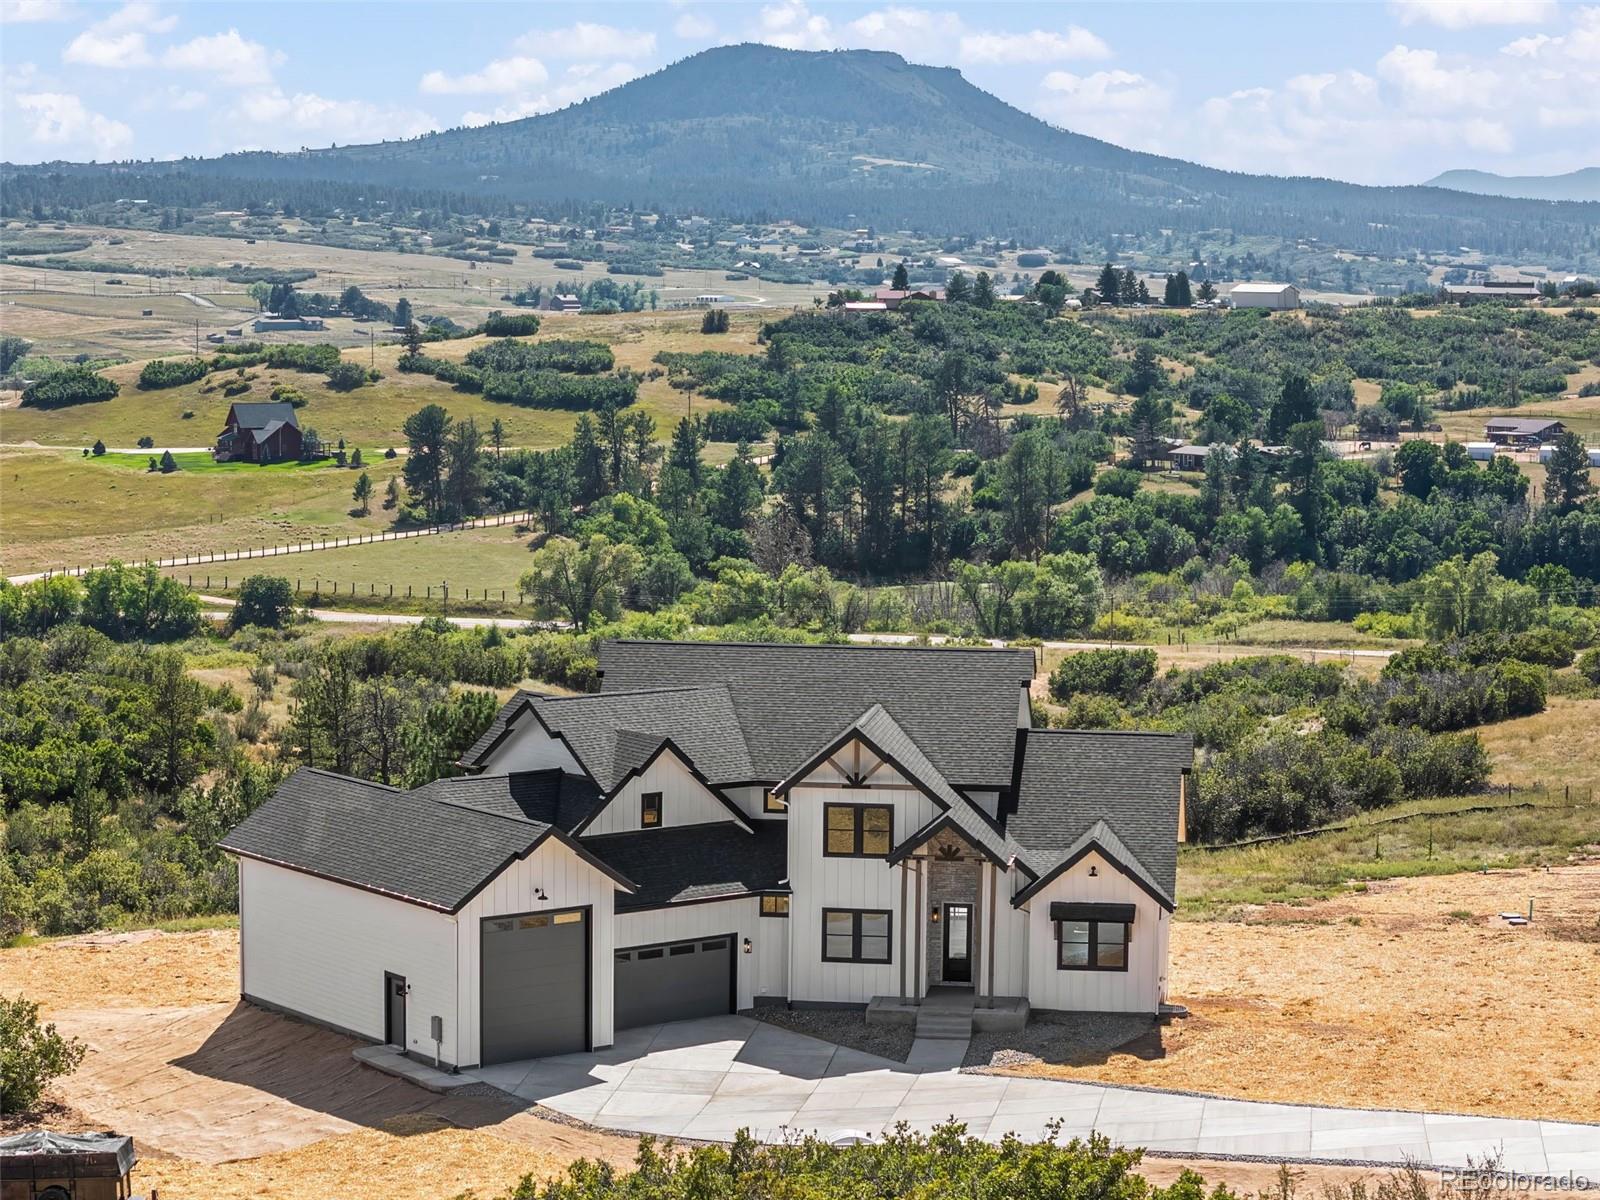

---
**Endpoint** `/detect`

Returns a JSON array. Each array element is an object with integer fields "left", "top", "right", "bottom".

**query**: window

[
  {"left": 641, "top": 791, "right": 662, "bottom": 827},
  {"left": 763, "top": 789, "right": 786, "bottom": 814},
  {"left": 760, "top": 895, "right": 790, "bottom": 918},
  {"left": 1056, "top": 919, "right": 1129, "bottom": 971},
  {"left": 821, "top": 908, "right": 892, "bottom": 964},
  {"left": 823, "top": 804, "right": 893, "bottom": 857}
]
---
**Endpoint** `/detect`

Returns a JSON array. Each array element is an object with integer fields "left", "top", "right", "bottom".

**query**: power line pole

[{"left": 194, "top": 319, "right": 200, "bottom": 356}]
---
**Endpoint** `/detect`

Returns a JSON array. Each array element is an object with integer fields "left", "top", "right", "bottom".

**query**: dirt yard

[
  {"left": 1003, "top": 865, "right": 1600, "bottom": 1123},
  {"left": 5, "top": 869, "right": 1598, "bottom": 1197}
]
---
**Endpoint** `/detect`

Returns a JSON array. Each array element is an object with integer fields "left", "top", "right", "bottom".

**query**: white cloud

[
  {"left": 1377, "top": 44, "right": 1495, "bottom": 110},
  {"left": 1391, "top": 0, "right": 1556, "bottom": 28},
  {"left": 758, "top": 0, "right": 834, "bottom": 50},
  {"left": 14, "top": 90, "right": 133, "bottom": 154},
  {"left": 0, "top": 0, "right": 73, "bottom": 21},
  {"left": 421, "top": 55, "right": 548, "bottom": 95},
  {"left": 845, "top": 7, "right": 962, "bottom": 56},
  {"left": 516, "top": 22, "right": 656, "bottom": 60},
  {"left": 63, "top": 28, "right": 150, "bottom": 67},
  {"left": 95, "top": 1, "right": 173, "bottom": 32},
  {"left": 459, "top": 60, "right": 642, "bottom": 125},
  {"left": 161, "top": 30, "right": 281, "bottom": 85},
  {"left": 1038, "top": 68, "right": 1171, "bottom": 135},
  {"left": 958, "top": 27, "right": 1110, "bottom": 64},
  {"left": 673, "top": 12, "right": 716, "bottom": 40},
  {"left": 231, "top": 88, "right": 436, "bottom": 145}
]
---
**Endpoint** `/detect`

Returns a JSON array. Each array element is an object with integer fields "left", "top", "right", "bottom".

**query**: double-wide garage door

[
  {"left": 481, "top": 909, "right": 588, "bottom": 1065},
  {"left": 615, "top": 934, "right": 734, "bottom": 1031}
]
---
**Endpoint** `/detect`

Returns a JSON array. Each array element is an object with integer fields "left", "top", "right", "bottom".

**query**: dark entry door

[
  {"left": 480, "top": 909, "right": 589, "bottom": 1064},
  {"left": 942, "top": 904, "right": 972, "bottom": 983},
  {"left": 615, "top": 936, "right": 735, "bottom": 1030},
  {"left": 385, "top": 973, "right": 407, "bottom": 1048}
]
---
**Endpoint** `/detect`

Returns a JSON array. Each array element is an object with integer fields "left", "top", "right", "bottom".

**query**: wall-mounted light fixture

[
  {"left": 929, "top": 906, "right": 941, "bottom": 923},
  {"left": 535, "top": 887, "right": 549, "bottom": 901},
  {"left": 742, "top": 937, "right": 753, "bottom": 955},
  {"left": 1087, "top": 866, "right": 1098, "bottom": 878}
]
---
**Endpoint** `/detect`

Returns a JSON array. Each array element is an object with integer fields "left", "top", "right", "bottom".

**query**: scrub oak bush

[
  {"left": 1049, "top": 648, "right": 1157, "bottom": 703},
  {"left": 0, "top": 995, "right": 86, "bottom": 1115},
  {"left": 487, "top": 1126, "right": 1235, "bottom": 1200}
]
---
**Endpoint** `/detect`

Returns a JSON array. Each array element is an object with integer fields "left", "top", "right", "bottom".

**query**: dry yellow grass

[
  {"left": 1006, "top": 865, "right": 1600, "bottom": 1122},
  {"left": 1475, "top": 695, "right": 1600, "bottom": 793}
]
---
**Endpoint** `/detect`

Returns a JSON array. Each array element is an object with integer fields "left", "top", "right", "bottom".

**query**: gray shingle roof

[
  {"left": 532, "top": 686, "right": 754, "bottom": 791},
  {"left": 1008, "top": 729, "right": 1192, "bottom": 905},
  {"left": 220, "top": 767, "right": 632, "bottom": 911},
  {"left": 586, "top": 821, "right": 789, "bottom": 912},
  {"left": 414, "top": 769, "right": 602, "bottom": 833},
  {"left": 228, "top": 401, "right": 299, "bottom": 431},
  {"left": 598, "top": 640, "right": 1034, "bottom": 788}
]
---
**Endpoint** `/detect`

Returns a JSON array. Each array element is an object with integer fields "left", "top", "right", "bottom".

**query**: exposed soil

[
  {"left": 998, "top": 865, "right": 1600, "bottom": 1123},
  {"left": 966, "top": 1011, "right": 1153, "bottom": 1072}
]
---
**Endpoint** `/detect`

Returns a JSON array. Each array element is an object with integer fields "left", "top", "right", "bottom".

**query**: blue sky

[{"left": 2, "top": 0, "right": 1595, "bottom": 184}]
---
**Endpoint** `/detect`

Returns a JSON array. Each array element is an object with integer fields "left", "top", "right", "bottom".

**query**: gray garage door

[
  {"left": 480, "top": 909, "right": 588, "bottom": 1064},
  {"left": 615, "top": 935, "right": 734, "bottom": 1030}
]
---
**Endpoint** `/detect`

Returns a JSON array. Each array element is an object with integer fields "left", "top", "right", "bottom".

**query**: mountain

[
  {"left": 1424, "top": 168, "right": 1600, "bottom": 204},
  {"left": 7, "top": 46, "right": 1596, "bottom": 258}
]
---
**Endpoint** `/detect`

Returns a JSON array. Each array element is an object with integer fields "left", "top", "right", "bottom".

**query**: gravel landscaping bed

[
  {"left": 963, "top": 1012, "right": 1155, "bottom": 1071},
  {"left": 747, "top": 1007, "right": 915, "bottom": 1062}
]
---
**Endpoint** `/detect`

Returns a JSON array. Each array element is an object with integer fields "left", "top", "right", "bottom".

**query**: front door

[
  {"left": 942, "top": 904, "right": 972, "bottom": 983},
  {"left": 384, "top": 973, "right": 407, "bottom": 1048}
]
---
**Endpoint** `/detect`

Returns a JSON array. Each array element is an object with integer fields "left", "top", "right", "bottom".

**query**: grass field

[
  {"left": 1, "top": 311, "right": 759, "bottom": 451},
  {"left": 0, "top": 448, "right": 405, "bottom": 575},
  {"left": 167, "top": 522, "right": 541, "bottom": 606}
]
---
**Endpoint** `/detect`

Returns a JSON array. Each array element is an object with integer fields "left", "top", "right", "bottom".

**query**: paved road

[{"left": 464, "top": 1015, "right": 1598, "bottom": 1177}]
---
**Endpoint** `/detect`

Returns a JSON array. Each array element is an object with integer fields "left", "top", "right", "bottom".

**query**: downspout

[{"left": 898, "top": 858, "right": 908, "bottom": 1002}]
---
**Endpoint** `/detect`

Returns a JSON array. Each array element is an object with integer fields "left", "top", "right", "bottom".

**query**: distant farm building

[
  {"left": 215, "top": 402, "right": 303, "bottom": 465},
  {"left": 1443, "top": 281, "right": 1540, "bottom": 301},
  {"left": 1167, "top": 444, "right": 1219, "bottom": 472},
  {"left": 1485, "top": 417, "right": 1564, "bottom": 446},
  {"left": 842, "top": 301, "right": 889, "bottom": 312},
  {"left": 253, "top": 315, "right": 326, "bottom": 332},
  {"left": 1228, "top": 282, "right": 1300, "bottom": 310},
  {"left": 547, "top": 294, "right": 582, "bottom": 313}
]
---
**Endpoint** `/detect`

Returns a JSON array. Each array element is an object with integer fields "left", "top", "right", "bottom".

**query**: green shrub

[
  {"left": 0, "top": 994, "right": 86, "bottom": 1115},
  {"left": 481, "top": 312, "right": 542, "bottom": 337},
  {"left": 1580, "top": 648, "right": 1600, "bottom": 685},
  {"left": 231, "top": 575, "right": 295, "bottom": 630},
  {"left": 325, "top": 361, "right": 369, "bottom": 391},
  {"left": 1049, "top": 648, "right": 1157, "bottom": 703},
  {"left": 21, "top": 366, "right": 119, "bottom": 408},
  {"left": 138, "top": 356, "right": 209, "bottom": 389}
]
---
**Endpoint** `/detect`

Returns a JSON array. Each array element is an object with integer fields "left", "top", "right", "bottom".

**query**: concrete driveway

[{"left": 463, "top": 1015, "right": 1599, "bottom": 1179}]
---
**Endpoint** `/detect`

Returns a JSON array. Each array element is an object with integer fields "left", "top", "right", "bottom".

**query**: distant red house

[
  {"left": 215, "top": 401, "right": 304, "bottom": 464},
  {"left": 874, "top": 287, "right": 945, "bottom": 311}
]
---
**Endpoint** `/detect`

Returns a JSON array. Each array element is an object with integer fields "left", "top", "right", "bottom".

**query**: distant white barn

[{"left": 1229, "top": 282, "right": 1300, "bottom": 310}]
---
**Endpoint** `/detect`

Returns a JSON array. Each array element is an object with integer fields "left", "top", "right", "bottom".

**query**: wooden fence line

[
  {"left": 35, "top": 510, "right": 535, "bottom": 582},
  {"left": 1197, "top": 782, "right": 1597, "bottom": 852}
]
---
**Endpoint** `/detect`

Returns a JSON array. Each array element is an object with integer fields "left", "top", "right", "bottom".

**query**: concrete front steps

[
  {"left": 867, "top": 988, "right": 1029, "bottom": 1040},
  {"left": 352, "top": 1043, "right": 479, "bottom": 1094}
]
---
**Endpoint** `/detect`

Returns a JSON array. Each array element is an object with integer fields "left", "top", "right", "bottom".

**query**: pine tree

[
  {"left": 1543, "top": 431, "right": 1593, "bottom": 512},
  {"left": 1096, "top": 263, "right": 1121, "bottom": 305},
  {"left": 891, "top": 261, "right": 909, "bottom": 290},
  {"left": 1173, "top": 270, "right": 1193, "bottom": 307},
  {"left": 352, "top": 471, "right": 373, "bottom": 515},
  {"left": 973, "top": 272, "right": 996, "bottom": 308}
]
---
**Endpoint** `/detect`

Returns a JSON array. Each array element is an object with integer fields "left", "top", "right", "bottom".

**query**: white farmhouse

[
  {"left": 223, "top": 642, "right": 1191, "bottom": 1068},
  {"left": 1228, "top": 282, "right": 1300, "bottom": 310}
]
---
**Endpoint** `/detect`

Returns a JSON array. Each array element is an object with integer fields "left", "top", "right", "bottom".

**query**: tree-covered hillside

[{"left": 6, "top": 45, "right": 1596, "bottom": 259}]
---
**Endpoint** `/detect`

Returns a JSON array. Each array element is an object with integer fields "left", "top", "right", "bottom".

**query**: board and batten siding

[
  {"left": 582, "top": 750, "right": 742, "bottom": 835},
  {"left": 455, "top": 837, "right": 621, "bottom": 1063},
  {"left": 615, "top": 896, "right": 787, "bottom": 1008},
  {"left": 786, "top": 775, "right": 938, "bottom": 1005},
  {"left": 479, "top": 715, "right": 583, "bottom": 775},
  {"left": 723, "top": 785, "right": 784, "bottom": 822},
  {"left": 1021, "top": 849, "right": 1169, "bottom": 1014},
  {"left": 238, "top": 857, "right": 460, "bottom": 1062}
]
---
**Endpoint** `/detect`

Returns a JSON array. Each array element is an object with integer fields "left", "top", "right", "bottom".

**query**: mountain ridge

[
  {"left": 1424, "top": 167, "right": 1600, "bottom": 204},
  {"left": 6, "top": 45, "right": 1595, "bottom": 258}
]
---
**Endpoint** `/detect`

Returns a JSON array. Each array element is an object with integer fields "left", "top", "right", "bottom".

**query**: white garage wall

[
  {"left": 582, "top": 750, "right": 744, "bottom": 835},
  {"left": 1022, "top": 850, "right": 1168, "bottom": 1015},
  {"left": 456, "top": 837, "right": 621, "bottom": 1062},
  {"left": 238, "top": 858, "right": 460, "bottom": 1063},
  {"left": 787, "top": 777, "right": 938, "bottom": 1005},
  {"left": 615, "top": 896, "right": 787, "bottom": 1009}
]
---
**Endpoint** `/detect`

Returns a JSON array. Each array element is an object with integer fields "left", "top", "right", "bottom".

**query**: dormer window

[{"left": 641, "top": 792, "right": 662, "bottom": 828}]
